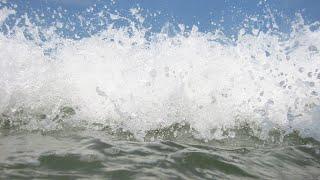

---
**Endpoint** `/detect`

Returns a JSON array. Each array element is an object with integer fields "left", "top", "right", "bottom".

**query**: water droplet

[
  {"left": 309, "top": 82, "right": 315, "bottom": 87},
  {"left": 265, "top": 51, "right": 271, "bottom": 57},
  {"left": 308, "top": 45, "right": 318, "bottom": 52},
  {"left": 149, "top": 69, "right": 157, "bottom": 78},
  {"left": 279, "top": 81, "right": 285, "bottom": 86},
  {"left": 311, "top": 91, "right": 318, "bottom": 96},
  {"left": 260, "top": 91, "right": 264, "bottom": 96}
]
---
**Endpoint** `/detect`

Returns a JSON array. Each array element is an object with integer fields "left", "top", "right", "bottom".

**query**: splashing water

[
  {"left": 1, "top": 2, "right": 320, "bottom": 179},
  {"left": 0, "top": 3, "right": 319, "bottom": 142}
]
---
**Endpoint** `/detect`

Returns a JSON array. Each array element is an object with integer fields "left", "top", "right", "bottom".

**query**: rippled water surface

[{"left": 0, "top": 129, "right": 319, "bottom": 179}]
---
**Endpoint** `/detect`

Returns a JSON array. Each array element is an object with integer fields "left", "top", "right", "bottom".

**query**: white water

[{"left": 0, "top": 6, "right": 319, "bottom": 141}]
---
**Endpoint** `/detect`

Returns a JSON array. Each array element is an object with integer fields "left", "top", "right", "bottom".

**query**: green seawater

[{"left": 0, "top": 129, "right": 320, "bottom": 179}]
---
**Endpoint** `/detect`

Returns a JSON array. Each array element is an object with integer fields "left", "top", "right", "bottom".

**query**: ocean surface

[
  {"left": 0, "top": 1, "right": 320, "bottom": 179},
  {"left": 1, "top": 129, "right": 320, "bottom": 179}
]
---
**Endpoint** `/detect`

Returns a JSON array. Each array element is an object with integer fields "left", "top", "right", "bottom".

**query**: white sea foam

[{"left": 0, "top": 5, "right": 319, "bottom": 140}]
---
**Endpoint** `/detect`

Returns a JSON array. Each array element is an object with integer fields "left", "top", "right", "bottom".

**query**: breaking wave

[{"left": 0, "top": 2, "right": 319, "bottom": 142}]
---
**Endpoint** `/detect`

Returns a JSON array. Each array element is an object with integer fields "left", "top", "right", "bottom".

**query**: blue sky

[{"left": 2, "top": 0, "right": 320, "bottom": 37}]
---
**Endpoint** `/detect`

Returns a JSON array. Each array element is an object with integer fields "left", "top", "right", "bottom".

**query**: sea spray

[{"left": 0, "top": 3, "right": 319, "bottom": 141}]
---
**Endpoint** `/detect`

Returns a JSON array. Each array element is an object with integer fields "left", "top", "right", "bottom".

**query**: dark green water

[{"left": 1, "top": 129, "right": 320, "bottom": 179}]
